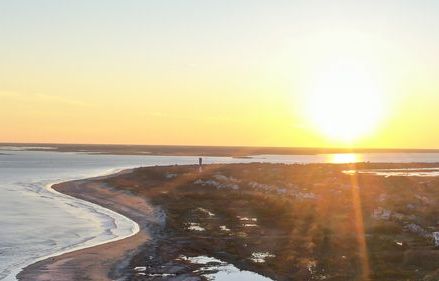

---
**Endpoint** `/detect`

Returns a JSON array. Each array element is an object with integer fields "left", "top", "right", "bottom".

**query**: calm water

[
  {"left": 1, "top": 150, "right": 439, "bottom": 280},
  {"left": 344, "top": 167, "right": 439, "bottom": 177},
  {"left": 0, "top": 151, "right": 246, "bottom": 281},
  {"left": 256, "top": 152, "right": 439, "bottom": 163}
]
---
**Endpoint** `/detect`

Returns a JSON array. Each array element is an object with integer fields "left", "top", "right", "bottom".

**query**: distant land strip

[{"left": 1, "top": 143, "right": 439, "bottom": 157}]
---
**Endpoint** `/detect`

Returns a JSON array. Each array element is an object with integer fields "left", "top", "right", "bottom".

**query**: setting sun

[{"left": 303, "top": 61, "right": 385, "bottom": 143}]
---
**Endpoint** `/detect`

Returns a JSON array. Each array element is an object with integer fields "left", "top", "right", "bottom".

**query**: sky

[{"left": 1, "top": 1, "right": 439, "bottom": 148}]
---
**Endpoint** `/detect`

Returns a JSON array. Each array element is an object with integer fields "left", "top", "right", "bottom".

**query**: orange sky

[{"left": 1, "top": 1, "right": 439, "bottom": 148}]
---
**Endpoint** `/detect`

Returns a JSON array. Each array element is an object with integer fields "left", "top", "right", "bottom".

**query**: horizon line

[{"left": 1, "top": 141, "right": 439, "bottom": 152}]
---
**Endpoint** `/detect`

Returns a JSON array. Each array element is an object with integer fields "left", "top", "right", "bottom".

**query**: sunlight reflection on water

[{"left": 328, "top": 153, "right": 362, "bottom": 163}]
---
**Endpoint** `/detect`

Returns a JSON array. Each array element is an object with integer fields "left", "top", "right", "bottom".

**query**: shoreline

[{"left": 17, "top": 169, "right": 162, "bottom": 281}]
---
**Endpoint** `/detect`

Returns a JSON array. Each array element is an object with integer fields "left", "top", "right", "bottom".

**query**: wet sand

[{"left": 17, "top": 172, "right": 163, "bottom": 281}]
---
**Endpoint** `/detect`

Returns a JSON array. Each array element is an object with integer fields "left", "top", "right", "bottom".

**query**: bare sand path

[{"left": 17, "top": 172, "right": 161, "bottom": 281}]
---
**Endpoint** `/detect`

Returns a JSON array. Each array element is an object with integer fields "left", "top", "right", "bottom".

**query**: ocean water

[
  {"left": 1, "top": 150, "right": 439, "bottom": 280},
  {"left": 0, "top": 150, "right": 245, "bottom": 281}
]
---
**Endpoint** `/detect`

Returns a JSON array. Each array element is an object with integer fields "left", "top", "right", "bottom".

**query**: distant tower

[{"left": 198, "top": 157, "right": 203, "bottom": 173}]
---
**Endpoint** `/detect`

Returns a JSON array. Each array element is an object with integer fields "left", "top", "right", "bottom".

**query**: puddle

[
  {"left": 243, "top": 224, "right": 258, "bottom": 227},
  {"left": 147, "top": 273, "right": 176, "bottom": 277},
  {"left": 187, "top": 222, "right": 206, "bottom": 231},
  {"left": 250, "top": 252, "right": 276, "bottom": 263},
  {"left": 237, "top": 216, "right": 258, "bottom": 222},
  {"left": 220, "top": 225, "right": 231, "bottom": 232},
  {"left": 198, "top": 207, "right": 215, "bottom": 217},
  {"left": 179, "top": 255, "right": 273, "bottom": 280}
]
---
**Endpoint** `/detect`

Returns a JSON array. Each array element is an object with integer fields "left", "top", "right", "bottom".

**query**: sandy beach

[{"left": 17, "top": 172, "right": 164, "bottom": 281}]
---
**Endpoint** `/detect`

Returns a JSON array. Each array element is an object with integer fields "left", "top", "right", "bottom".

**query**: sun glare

[{"left": 304, "top": 62, "right": 384, "bottom": 143}]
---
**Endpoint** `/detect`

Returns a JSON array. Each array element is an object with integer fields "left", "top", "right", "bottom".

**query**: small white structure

[
  {"left": 372, "top": 207, "right": 391, "bottom": 220},
  {"left": 165, "top": 173, "right": 177, "bottom": 179},
  {"left": 193, "top": 179, "right": 240, "bottom": 190},
  {"left": 405, "top": 223, "right": 431, "bottom": 238},
  {"left": 433, "top": 232, "right": 439, "bottom": 246}
]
